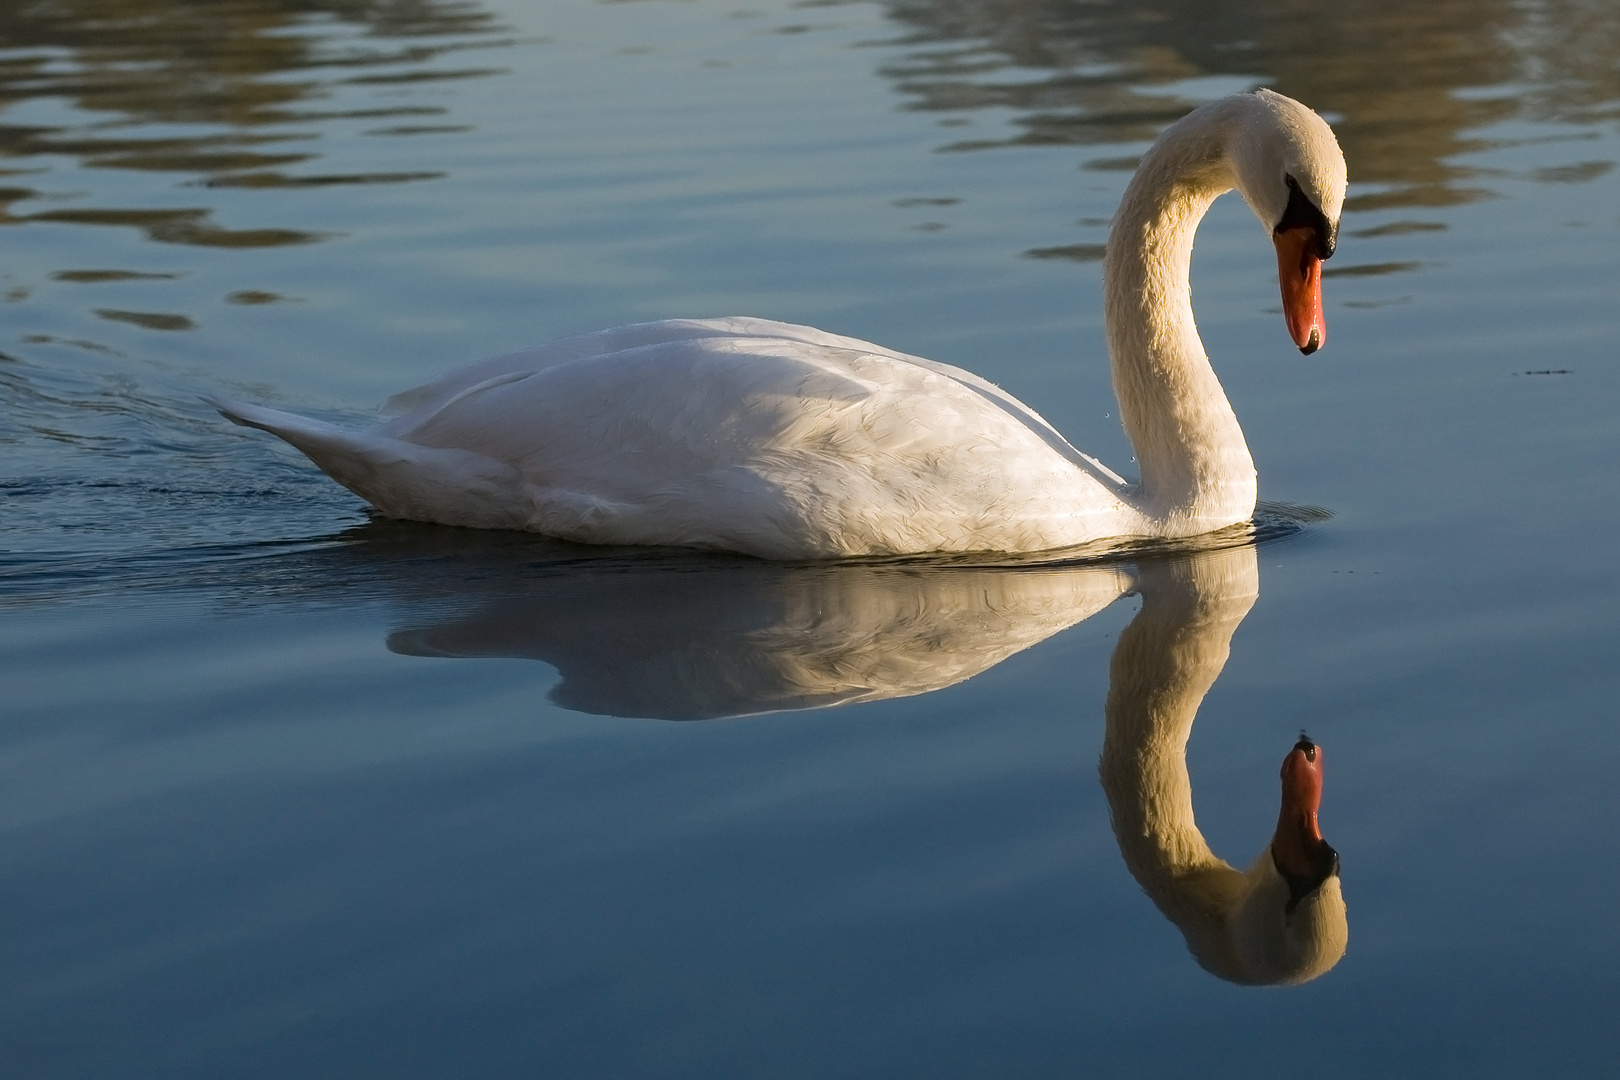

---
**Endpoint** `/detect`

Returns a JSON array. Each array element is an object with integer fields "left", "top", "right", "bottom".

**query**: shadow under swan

[{"left": 386, "top": 539, "right": 1345, "bottom": 983}]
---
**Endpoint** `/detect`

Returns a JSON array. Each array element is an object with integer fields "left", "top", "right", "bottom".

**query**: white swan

[
  {"left": 1101, "top": 548, "right": 1346, "bottom": 984},
  {"left": 212, "top": 89, "right": 1345, "bottom": 560}
]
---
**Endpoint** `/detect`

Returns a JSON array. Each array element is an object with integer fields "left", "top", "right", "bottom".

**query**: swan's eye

[{"left": 1275, "top": 175, "right": 1336, "bottom": 259}]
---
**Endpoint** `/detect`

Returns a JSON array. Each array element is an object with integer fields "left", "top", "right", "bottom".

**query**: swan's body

[
  {"left": 214, "top": 90, "right": 1345, "bottom": 560},
  {"left": 216, "top": 318, "right": 1142, "bottom": 558}
]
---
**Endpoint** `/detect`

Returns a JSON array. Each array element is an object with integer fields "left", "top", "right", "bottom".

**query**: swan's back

[
  {"left": 382, "top": 317, "right": 1111, "bottom": 473},
  {"left": 380, "top": 323, "right": 1133, "bottom": 557},
  {"left": 378, "top": 318, "right": 776, "bottom": 421}
]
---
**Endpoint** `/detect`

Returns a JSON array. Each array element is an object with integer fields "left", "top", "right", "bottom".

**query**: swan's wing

[
  {"left": 666, "top": 319, "right": 1129, "bottom": 489},
  {"left": 382, "top": 317, "right": 1131, "bottom": 494},
  {"left": 893, "top": 356, "right": 1128, "bottom": 488},
  {"left": 711, "top": 320, "right": 1127, "bottom": 486},
  {"left": 381, "top": 334, "right": 1133, "bottom": 557}
]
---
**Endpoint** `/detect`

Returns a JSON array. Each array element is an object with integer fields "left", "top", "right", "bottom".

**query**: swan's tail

[
  {"left": 207, "top": 395, "right": 359, "bottom": 453},
  {"left": 205, "top": 395, "right": 528, "bottom": 529}
]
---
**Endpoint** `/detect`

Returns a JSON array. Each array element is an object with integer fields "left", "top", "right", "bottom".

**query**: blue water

[{"left": 3, "top": 1, "right": 1619, "bottom": 1075}]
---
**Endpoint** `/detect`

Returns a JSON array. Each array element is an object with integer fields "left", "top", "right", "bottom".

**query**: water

[{"left": 3, "top": 0, "right": 1619, "bottom": 1075}]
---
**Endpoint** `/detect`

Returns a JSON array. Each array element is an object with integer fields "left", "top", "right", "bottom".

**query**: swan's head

[
  {"left": 1229, "top": 89, "right": 1348, "bottom": 356},
  {"left": 1224, "top": 736, "right": 1347, "bottom": 983},
  {"left": 1181, "top": 735, "right": 1347, "bottom": 985}
]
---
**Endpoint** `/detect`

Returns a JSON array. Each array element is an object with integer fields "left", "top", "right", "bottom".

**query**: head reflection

[{"left": 379, "top": 534, "right": 1344, "bottom": 984}]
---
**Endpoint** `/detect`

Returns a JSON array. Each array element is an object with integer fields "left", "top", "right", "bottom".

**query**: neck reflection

[{"left": 1101, "top": 546, "right": 1346, "bottom": 984}]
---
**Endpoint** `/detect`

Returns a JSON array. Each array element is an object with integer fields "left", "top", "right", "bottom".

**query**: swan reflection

[
  {"left": 381, "top": 536, "right": 1344, "bottom": 983},
  {"left": 1100, "top": 548, "right": 1346, "bottom": 984},
  {"left": 391, "top": 557, "right": 1131, "bottom": 720}
]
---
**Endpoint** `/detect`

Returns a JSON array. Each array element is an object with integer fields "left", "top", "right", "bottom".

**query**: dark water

[{"left": 3, "top": 1, "right": 1619, "bottom": 1076}]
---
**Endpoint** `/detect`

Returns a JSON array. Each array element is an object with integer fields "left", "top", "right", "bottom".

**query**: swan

[
  {"left": 1101, "top": 548, "right": 1346, "bottom": 984},
  {"left": 212, "top": 89, "right": 1345, "bottom": 560}
]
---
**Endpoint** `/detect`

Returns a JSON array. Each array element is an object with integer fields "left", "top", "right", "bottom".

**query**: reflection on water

[
  {"left": 0, "top": 0, "right": 503, "bottom": 249},
  {"left": 0, "top": 0, "right": 511, "bottom": 560},
  {"left": 884, "top": 0, "right": 1620, "bottom": 209},
  {"left": 0, "top": 0, "right": 500, "bottom": 180},
  {"left": 366, "top": 508, "right": 1317, "bottom": 722},
  {"left": 0, "top": 0, "right": 1609, "bottom": 357},
  {"left": 383, "top": 540, "right": 1134, "bottom": 720},
  {"left": 376, "top": 530, "right": 1345, "bottom": 983},
  {"left": 1, "top": 0, "right": 1617, "bottom": 1069},
  {"left": 391, "top": 558, "right": 1131, "bottom": 720},
  {"left": 1101, "top": 547, "right": 1345, "bottom": 985}
]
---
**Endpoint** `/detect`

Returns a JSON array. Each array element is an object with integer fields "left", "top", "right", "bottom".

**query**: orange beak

[
  {"left": 1275, "top": 225, "right": 1326, "bottom": 355},
  {"left": 1272, "top": 736, "right": 1339, "bottom": 906}
]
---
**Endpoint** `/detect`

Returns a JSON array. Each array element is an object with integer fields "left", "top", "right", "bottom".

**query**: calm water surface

[{"left": 3, "top": 0, "right": 1619, "bottom": 1076}]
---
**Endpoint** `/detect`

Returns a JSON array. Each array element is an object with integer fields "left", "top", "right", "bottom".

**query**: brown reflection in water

[
  {"left": 95, "top": 308, "right": 195, "bottom": 331},
  {"left": 0, "top": 0, "right": 505, "bottom": 244},
  {"left": 882, "top": 0, "right": 1620, "bottom": 212},
  {"left": 1322, "top": 260, "right": 1423, "bottom": 280},
  {"left": 1025, "top": 242, "right": 1106, "bottom": 263},
  {"left": 201, "top": 168, "right": 444, "bottom": 188},
  {"left": 51, "top": 269, "right": 182, "bottom": 282},
  {"left": 0, "top": 0, "right": 500, "bottom": 125},
  {"left": 28, "top": 206, "right": 325, "bottom": 248}
]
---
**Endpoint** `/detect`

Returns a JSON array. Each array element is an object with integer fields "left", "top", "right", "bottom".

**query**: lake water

[{"left": 3, "top": 0, "right": 1619, "bottom": 1075}]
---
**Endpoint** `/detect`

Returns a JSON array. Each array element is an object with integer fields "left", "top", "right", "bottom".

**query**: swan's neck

[
  {"left": 1098, "top": 550, "right": 1261, "bottom": 979},
  {"left": 1104, "top": 104, "right": 1257, "bottom": 531}
]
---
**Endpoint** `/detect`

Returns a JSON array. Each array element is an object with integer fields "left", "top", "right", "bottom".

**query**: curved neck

[
  {"left": 1104, "top": 102, "right": 1257, "bottom": 531},
  {"left": 1098, "top": 547, "right": 1260, "bottom": 980}
]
